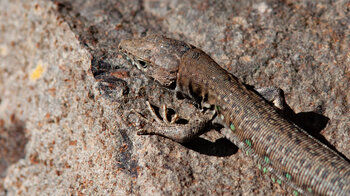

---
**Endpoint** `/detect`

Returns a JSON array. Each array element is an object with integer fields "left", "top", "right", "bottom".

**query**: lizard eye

[{"left": 138, "top": 59, "right": 147, "bottom": 68}]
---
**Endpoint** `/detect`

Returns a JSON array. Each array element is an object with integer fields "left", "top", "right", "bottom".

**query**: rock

[{"left": 0, "top": 0, "right": 349, "bottom": 195}]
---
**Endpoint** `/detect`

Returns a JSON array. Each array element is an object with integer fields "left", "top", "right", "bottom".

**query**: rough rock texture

[{"left": 0, "top": 0, "right": 349, "bottom": 195}]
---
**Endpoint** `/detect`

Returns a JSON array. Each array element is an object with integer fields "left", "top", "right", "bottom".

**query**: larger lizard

[{"left": 118, "top": 35, "right": 350, "bottom": 195}]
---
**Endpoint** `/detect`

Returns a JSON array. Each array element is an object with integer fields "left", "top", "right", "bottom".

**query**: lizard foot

[
  {"left": 136, "top": 101, "right": 215, "bottom": 143},
  {"left": 145, "top": 101, "right": 180, "bottom": 125}
]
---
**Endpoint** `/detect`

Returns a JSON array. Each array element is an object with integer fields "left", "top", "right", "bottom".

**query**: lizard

[{"left": 118, "top": 34, "right": 350, "bottom": 195}]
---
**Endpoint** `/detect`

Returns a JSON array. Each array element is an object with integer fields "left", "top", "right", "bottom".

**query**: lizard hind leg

[
  {"left": 137, "top": 101, "right": 215, "bottom": 143},
  {"left": 255, "top": 87, "right": 285, "bottom": 110}
]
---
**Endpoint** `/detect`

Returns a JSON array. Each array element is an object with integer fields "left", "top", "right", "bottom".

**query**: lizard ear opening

[
  {"left": 168, "top": 81, "right": 177, "bottom": 90},
  {"left": 138, "top": 59, "right": 147, "bottom": 68}
]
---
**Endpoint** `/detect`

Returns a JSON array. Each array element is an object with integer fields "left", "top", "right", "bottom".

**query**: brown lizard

[{"left": 118, "top": 35, "right": 350, "bottom": 195}]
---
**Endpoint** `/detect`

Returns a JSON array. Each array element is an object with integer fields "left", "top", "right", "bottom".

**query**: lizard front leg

[
  {"left": 137, "top": 101, "right": 215, "bottom": 143},
  {"left": 138, "top": 86, "right": 286, "bottom": 144}
]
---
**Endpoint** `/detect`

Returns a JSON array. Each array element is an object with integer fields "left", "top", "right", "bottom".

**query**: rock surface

[{"left": 0, "top": 0, "right": 349, "bottom": 195}]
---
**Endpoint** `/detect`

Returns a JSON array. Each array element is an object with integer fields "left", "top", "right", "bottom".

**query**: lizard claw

[
  {"left": 146, "top": 101, "right": 163, "bottom": 124},
  {"left": 137, "top": 129, "right": 150, "bottom": 135},
  {"left": 146, "top": 101, "right": 180, "bottom": 125},
  {"left": 161, "top": 104, "right": 170, "bottom": 123},
  {"left": 170, "top": 114, "right": 179, "bottom": 124}
]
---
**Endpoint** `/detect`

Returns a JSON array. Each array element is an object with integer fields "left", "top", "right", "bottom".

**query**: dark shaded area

[
  {"left": 95, "top": 76, "right": 129, "bottom": 100},
  {"left": 0, "top": 117, "right": 27, "bottom": 194},
  {"left": 115, "top": 129, "right": 138, "bottom": 178},
  {"left": 91, "top": 58, "right": 120, "bottom": 78},
  {"left": 183, "top": 122, "right": 239, "bottom": 157},
  {"left": 183, "top": 137, "right": 239, "bottom": 157}
]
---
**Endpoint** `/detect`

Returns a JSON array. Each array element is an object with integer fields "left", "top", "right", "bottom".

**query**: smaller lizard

[{"left": 119, "top": 35, "right": 350, "bottom": 195}]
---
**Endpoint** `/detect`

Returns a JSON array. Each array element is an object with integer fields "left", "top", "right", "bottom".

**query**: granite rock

[{"left": 0, "top": 0, "right": 349, "bottom": 195}]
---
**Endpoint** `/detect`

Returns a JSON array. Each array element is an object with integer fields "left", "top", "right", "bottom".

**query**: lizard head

[{"left": 118, "top": 35, "right": 192, "bottom": 87}]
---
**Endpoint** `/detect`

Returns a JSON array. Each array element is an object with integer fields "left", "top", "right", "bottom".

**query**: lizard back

[{"left": 177, "top": 48, "right": 350, "bottom": 195}]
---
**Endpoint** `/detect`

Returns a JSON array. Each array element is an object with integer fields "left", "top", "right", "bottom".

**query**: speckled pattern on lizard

[{"left": 118, "top": 35, "right": 350, "bottom": 196}]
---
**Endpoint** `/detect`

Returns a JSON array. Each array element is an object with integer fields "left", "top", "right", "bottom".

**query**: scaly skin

[{"left": 119, "top": 35, "right": 350, "bottom": 195}]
